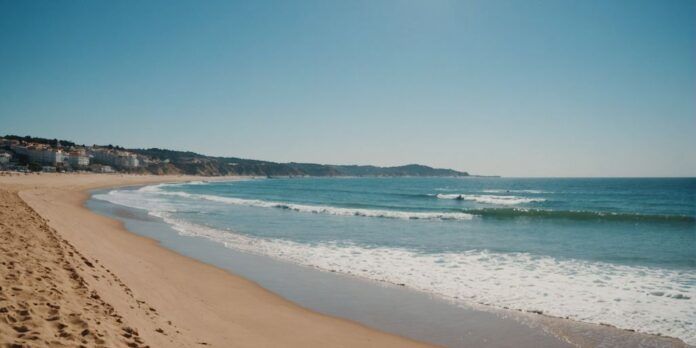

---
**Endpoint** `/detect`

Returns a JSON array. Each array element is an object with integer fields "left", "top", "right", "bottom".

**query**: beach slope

[{"left": 0, "top": 173, "right": 430, "bottom": 347}]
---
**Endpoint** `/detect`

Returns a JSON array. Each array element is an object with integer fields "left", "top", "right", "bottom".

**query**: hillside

[
  {"left": 130, "top": 148, "right": 469, "bottom": 177},
  {"left": 1, "top": 135, "right": 469, "bottom": 177}
]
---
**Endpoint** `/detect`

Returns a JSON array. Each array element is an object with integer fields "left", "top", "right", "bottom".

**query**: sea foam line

[
  {"left": 93, "top": 185, "right": 696, "bottom": 345},
  {"left": 159, "top": 215, "right": 696, "bottom": 345},
  {"left": 482, "top": 189, "right": 549, "bottom": 194},
  {"left": 435, "top": 194, "right": 546, "bottom": 205},
  {"left": 102, "top": 185, "right": 474, "bottom": 221},
  {"left": 175, "top": 192, "right": 474, "bottom": 220}
]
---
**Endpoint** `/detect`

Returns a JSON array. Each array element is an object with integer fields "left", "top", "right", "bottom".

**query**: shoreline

[
  {"left": 87, "top": 187, "right": 575, "bottom": 348},
  {"left": 88, "top": 180, "right": 692, "bottom": 348},
  {"left": 0, "top": 173, "right": 430, "bottom": 347},
  {"left": 1, "top": 173, "right": 690, "bottom": 347}
]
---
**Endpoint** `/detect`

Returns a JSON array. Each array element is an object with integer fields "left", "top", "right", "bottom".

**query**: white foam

[
  {"left": 166, "top": 180, "right": 208, "bottom": 186},
  {"left": 93, "top": 184, "right": 696, "bottom": 345},
  {"left": 482, "top": 189, "right": 549, "bottom": 194},
  {"left": 99, "top": 186, "right": 474, "bottom": 221},
  {"left": 436, "top": 194, "right": 546, "bottom": 205},
  {"left": 186, "top": 193, "right": 473, "bottom": 220},
  {"left": 159, "top": 217, "right": 696, "bottom": 345}
]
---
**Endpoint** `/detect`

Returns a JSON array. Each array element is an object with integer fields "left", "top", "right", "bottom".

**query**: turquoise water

[{"left": 95, "top": 177, "right": 696, "bottom": 343}]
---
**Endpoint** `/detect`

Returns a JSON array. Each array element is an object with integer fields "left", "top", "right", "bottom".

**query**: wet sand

[
  {"left": 0, "top": 173, "right": 429, "bottom": 347},
  {"left": 88, "top": 186, "right": 692, "bottom": 348},
  {"left": 0, "top": 173, "right": 689, "bottom": 347}
]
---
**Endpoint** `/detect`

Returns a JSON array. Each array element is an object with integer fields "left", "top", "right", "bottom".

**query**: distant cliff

[{"left": 130, "top": 148, "right": 469, "bottom": 177}]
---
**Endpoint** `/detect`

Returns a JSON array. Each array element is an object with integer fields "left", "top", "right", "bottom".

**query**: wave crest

[
  {"left": 185, "top": 192, "right": 474, "bottom": 220},
  {"left": 465, "top": 208, "right": 695, "bottom": 223},
  {"left": 436, "top": 194, "right": 546, "bottom": 205},
  {"left": 102, "top": 187, "right": 474, "bottom": 221},
  {"left": 158, "top": 217, "right": 696, "bottom": 345},
  {"left": 482, "top": 189, "right": 549, "bottom": 194}
]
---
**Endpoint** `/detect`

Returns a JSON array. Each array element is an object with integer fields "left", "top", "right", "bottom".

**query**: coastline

[
  {"left": 88, "top": 180, "right": 693, "bottom": 348},
  {"left": 1, "top": 173, "right": 690, "bottom": 347},
  {"left": 87, "top": 188, "right": 577, "bottom": 348},
  {"left": 0, "top": 173, "right": 430, "bottom": 347}
]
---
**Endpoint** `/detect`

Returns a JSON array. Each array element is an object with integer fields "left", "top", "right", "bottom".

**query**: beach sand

[
  {"left": 1, "top": 173, "right": 689, "bottom": 348},
  {"left": 0, "top": 173, "right": 430, "bottom": 347}
]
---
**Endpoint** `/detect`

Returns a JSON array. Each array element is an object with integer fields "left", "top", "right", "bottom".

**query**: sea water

[{"left": 93, "top": 177, "right": 696, "bottom": 344}]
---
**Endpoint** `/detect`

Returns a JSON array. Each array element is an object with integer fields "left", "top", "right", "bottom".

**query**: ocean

[{"left": 93, "top": 177, "right": 696, "bottom": 344}]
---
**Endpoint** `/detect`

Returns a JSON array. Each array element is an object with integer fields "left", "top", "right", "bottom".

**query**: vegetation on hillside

[
  {"left": 2, "top": 135, "right": 469, "bottom": 177},
  {"left": 132, "top": 148, "right": 469, "bottom": 177}
]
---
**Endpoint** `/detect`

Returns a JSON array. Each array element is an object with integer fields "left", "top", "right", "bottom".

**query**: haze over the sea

[{"left": 1, "top": 0, "right": 694, "bottom": 177}]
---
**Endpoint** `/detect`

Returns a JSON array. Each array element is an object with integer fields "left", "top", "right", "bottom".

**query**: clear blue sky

[{"left": 1, "top": 0, "right": 694, "bottom": 177}]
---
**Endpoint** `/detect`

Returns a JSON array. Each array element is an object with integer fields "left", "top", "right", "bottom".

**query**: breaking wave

[
  {"left": 482, "top": 189, "right": 549, "bottom": 194},
  {"left": 155, "top": 215, "right": 696, "bottom": 345},
  {"left": 91, "top": 182, "right": 696, "bottom": 344},
  {"left": 98, "top": 185, "right": 473, "bottom": 221},
  {"left": 435, "top": 194, "right": 546, "bottom": 205},
  {"left": 464, "top": 208, "right": 696, "bottom": 223}
]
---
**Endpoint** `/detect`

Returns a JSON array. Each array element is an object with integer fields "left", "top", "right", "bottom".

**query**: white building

[
  {"left": 43, "top": 149, "right": 64, "bottom": 165},
  {"left": 11, "top": 145, "right": 64, "bottom": 165},
  {"left": 67, "top": 152, "right": 90, "bottom": 167},
  {"left": 116, "top": 154, "right": 139, "bottom": 168},
  {"left": 91, "top": 149, "right": 139, "bottom": 169},
  {"left": 0, "top": 152, "right": 11, "bottom": 165}
]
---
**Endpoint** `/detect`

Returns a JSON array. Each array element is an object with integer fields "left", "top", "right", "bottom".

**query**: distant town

[
  {"left": 0, "top": 135, "right": 162, "bottom": 173},
  {"left": 0, "top": 135, "right": 472, "bottom": 177}
]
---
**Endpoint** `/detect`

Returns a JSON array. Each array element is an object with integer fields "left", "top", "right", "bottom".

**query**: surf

[
  {"left": 464, "top": 207, "right": 696, "bottom": 223},
  {"left": 92, "top": 177, "right": 696, "bottom": 345}
]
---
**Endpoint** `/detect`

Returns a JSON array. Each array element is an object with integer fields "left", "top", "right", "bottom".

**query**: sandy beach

[
  {"left": 3, "top": 0, "right": 693, "bottom": 345},
  {"left": 1, "top": 173, "right": 691, "bottom": 348},
  {"left": 0, "top": 173, "right": 430, "bottom": 347}
]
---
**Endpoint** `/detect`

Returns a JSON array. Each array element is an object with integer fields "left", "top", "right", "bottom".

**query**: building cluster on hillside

[
  {"left": 0, "top": 152, "right": 11, "bottom": 166},
  {"left": 0, "top": 137, "right": 153, "bottom": 173},
  {"left": 91, "top": 148, "right": 140, "bottom": 169}
]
